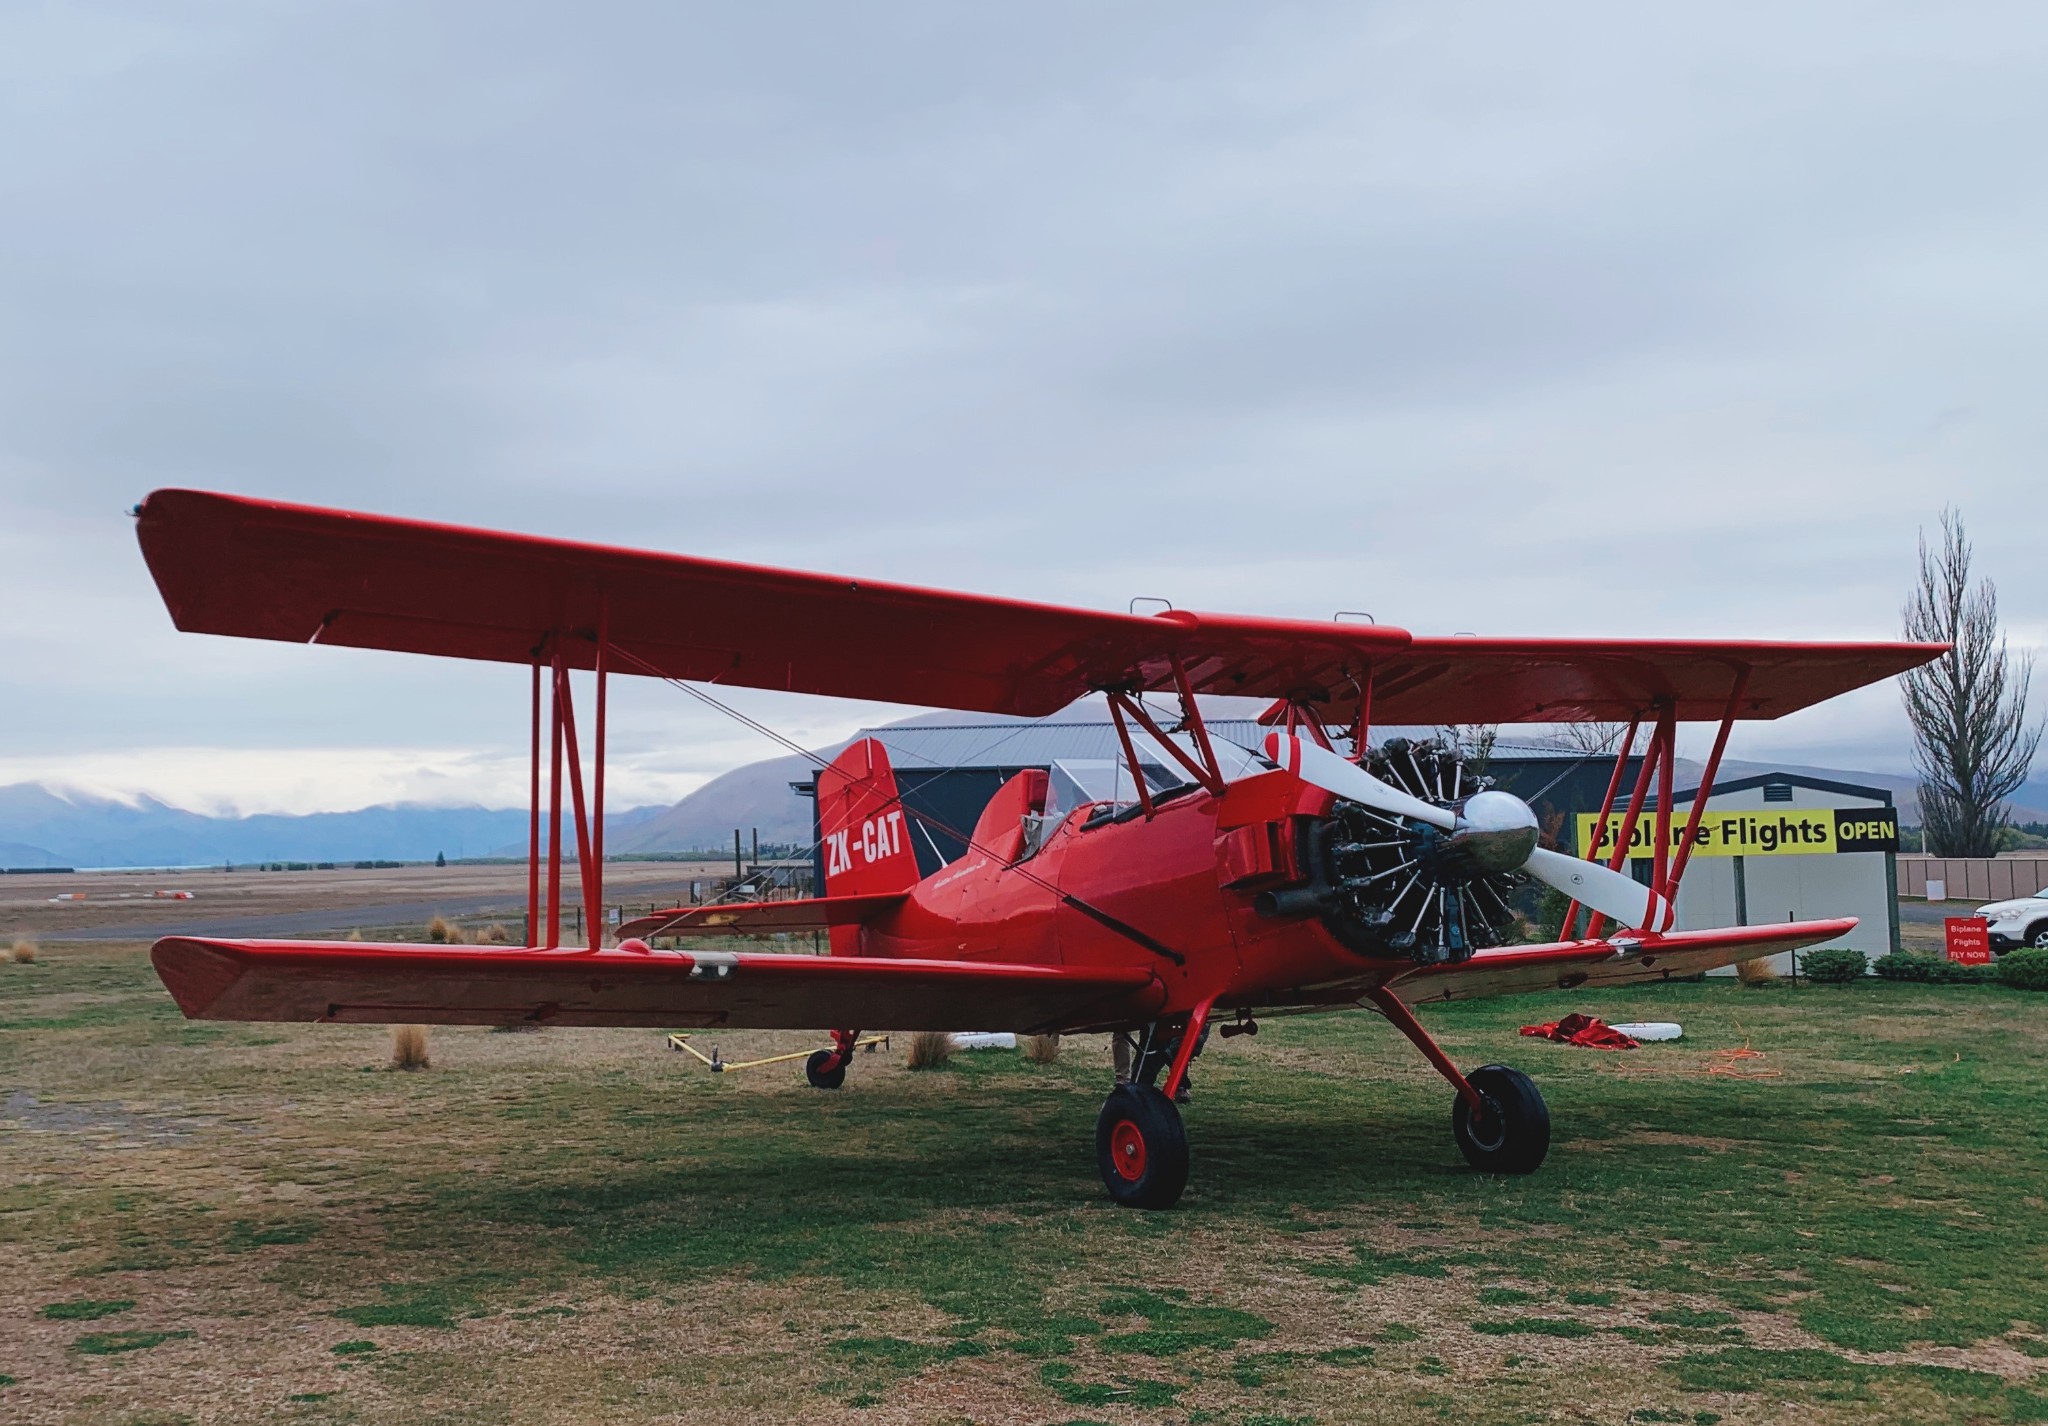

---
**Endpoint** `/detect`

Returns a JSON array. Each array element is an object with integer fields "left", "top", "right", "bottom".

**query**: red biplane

[{"left": 136, "top": 489, "right": 1941, "bottom": 1208}]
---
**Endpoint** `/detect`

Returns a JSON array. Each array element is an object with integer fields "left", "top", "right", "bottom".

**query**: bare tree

[
  {"left": 1902, "top": 509, "right": 2041, "bottom": 856},
  {"left": 1550, "top": 722, "right": 1631, "bottom": 757}
]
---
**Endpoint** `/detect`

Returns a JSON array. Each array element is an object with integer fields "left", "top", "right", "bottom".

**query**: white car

[{"left": 1979, "top": 888, "right": 2048, "bottom": 953}]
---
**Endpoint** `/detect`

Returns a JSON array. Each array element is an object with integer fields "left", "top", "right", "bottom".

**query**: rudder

[{"left": 816, "top": 738, "right": 920, "bottom": 953}]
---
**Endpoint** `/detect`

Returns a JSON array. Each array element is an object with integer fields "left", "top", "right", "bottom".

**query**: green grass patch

[
  {"left": 70, "top": 1330, "right": 194, "bottom": 1356},
  {"left": 1472, "top": 1317, "right": 1595, "bottom": 1338},
  {"left": 40, "top": 1298, "right": 134, "bottom": 1321}
]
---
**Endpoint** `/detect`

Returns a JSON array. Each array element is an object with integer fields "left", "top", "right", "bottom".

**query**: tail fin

[{"left": 816, "top": 737, "right": 920, "bottom": 906}]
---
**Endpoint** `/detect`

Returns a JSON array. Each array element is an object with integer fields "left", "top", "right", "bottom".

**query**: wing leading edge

[{"left": 151, "top": 937, "right": 1166, "bottom": 1033}]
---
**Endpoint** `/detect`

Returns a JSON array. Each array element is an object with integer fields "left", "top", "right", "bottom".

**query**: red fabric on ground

[{"left": 1518, "top": 1012, "right": 1639, "bottom": 1050}]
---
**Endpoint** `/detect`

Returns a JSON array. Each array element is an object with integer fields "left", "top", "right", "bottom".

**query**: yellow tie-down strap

[{"left": 666, "top": 1032, "right": 891, "bottom": 1072}]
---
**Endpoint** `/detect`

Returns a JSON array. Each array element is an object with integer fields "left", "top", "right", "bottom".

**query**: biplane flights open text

[{"left": 135, "top": 489, "right": 1943, "bottom": 1208}]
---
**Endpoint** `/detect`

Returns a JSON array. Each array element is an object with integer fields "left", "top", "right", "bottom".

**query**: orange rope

[{"left": 1705, "top": 1025, "right": 1781, "bottom": 1080}]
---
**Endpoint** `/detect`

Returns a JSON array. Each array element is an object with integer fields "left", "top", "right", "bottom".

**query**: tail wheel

[
  {"left": 804, "top": 1049, "right": 847, "bottom": 1090},
  {"left": 1451, "top": 1065, "right": 1550, "bottom": 1174},
  {"left": 1095, "top": 1084, "right": 1189, "bottom": 1209}
]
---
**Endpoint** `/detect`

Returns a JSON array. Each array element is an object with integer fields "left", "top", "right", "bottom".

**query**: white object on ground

[
  {"left": 950, "top": 1032, "right": 1018, "bottom": 1050},
  {"left": 1609, "top": 1022, "right": 1682, "bottom": 1042}
]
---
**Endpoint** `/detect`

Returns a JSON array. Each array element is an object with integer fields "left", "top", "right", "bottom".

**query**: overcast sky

[{"left": 3, "top": 2, "right": 2043, "bottom": 815}]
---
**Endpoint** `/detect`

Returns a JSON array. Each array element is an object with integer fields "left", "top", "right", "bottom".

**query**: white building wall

[{"left": 1666, "top": 781, "right": 1895, "bottom": 973}]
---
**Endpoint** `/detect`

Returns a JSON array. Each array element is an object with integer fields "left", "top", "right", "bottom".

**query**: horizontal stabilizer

[
  {"left": 617, "top": 892, "right": 907, "bottom": 940},
  {"left": 1391, "top": 918, "right": 1858, "bottom": 1004},
  {"left": 151, "top": 937, "right": 1164, "bottom": 1033}
]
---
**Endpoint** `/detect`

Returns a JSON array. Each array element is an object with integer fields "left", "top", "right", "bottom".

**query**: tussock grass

[
  {"left": 905, "top": 1030, "right": 952, "bottom": 1070},
  {"left": 477, "top": 922, "right": 511, "bottom": 945},
  {"left": 426, "top": 915, "right": 462, "bottom": 944},
  {"left": 1736, "top": 957, "right": 1778, "bottom": 985},
  {"left": 9, "top": 937, "right": 38, "bottom": 964},
  {"left": 390, "top": 1024, "right": 431, "bottom": 1070},
  {"left": 1022, "top": 1033, "right": 1061, "bottom": 1065}
]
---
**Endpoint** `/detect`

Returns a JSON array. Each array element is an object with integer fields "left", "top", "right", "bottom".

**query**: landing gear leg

[
  {"left": 1095, "top": 997, "right": 1214, "bottom": 1209},
  {"left": 1364, "top": 986, "right": 1550, "bottom": 1175},
  {"left": 805, "top": 1027, "right": 859, "bottom": 1090}
]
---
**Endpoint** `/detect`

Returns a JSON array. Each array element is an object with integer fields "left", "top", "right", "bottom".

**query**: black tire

[
  {"left": 1451, "top": 1065, "right": 1550, "bottom": 1175},
  {"left": 804, "top": 1049, "right": 846, "bottom": 1090},
  {"left": 1095, "top": 1084, "right": 1189, "bottom": 1209}
]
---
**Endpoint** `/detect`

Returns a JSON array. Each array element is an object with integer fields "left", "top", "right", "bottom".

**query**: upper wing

[
  {"left": 616, "top": 893, "right": 906, "bottom": 940},
  {"left": 1275, "top": 638, "right": 1942, "bottom": 726},
  {"left": 134, "top": 489, "right": 1936, "bottom": 720},
  {"left": 1388, "top": 919, "right": 1856, "bottom": 1004},
  {"left": 151, "top": 936, "right": 1165, "bottom": 1033}
]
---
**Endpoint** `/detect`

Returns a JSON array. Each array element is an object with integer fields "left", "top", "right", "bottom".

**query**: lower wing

[
  {"left": 1389, "top": 918, "right": 1857, "bottom": 1003},
  {"left": 151, "top": 937, "right": 1165, "bottom": 1033}
]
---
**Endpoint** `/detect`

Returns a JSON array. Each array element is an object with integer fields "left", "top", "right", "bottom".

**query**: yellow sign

[{"left": 1576, "top": 808, "right": 1899, "bottom": 859}]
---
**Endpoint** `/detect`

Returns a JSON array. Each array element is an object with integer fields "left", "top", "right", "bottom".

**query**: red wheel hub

[{"left": 1109, "top": 1119, "right": 1148, "bottom": 1181}]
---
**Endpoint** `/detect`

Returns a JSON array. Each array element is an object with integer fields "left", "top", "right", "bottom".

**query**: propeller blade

[
  {"left": 1264, "top": 733, "right": 1456, "bottom": 831},
  {"left": 1523, "top": 847, "right": 1664, "bottom": 930}
]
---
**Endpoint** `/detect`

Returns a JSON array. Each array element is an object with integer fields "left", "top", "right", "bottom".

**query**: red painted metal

[
  {"left": 1109, "top": 1118, "right": 1147, "bottom": 1181},
  {"left": 1584, "top": 713, "right": 1666, "bottom": 940},
  {"left": 1160, "top": 994, "right": 1216, "bottom": 1101},
  {"left": 134, "top": 488, "right": 1937, "bottom": 722},
  {"left": 593, "top": 604, "right": 608, "bottom": 950},
  {"left": 1365, "top": 984, "right": 1484, "bottom": 1113},
  {"left": 1106, "top": 695, "right": 1156, "bottom": 819},
  {"left": 1559, "top": 718, "right": 1640, "bottom": 939},
  {"left": 554, "top": 663, "right": 597, "bottom": 949},
  {"left": 527, "top": 658, "right": 540, "bottom": 946},
  {"left": 1116, "top": 691, "right": 1225, "bottom": 796},
  {"left": 1650, "top": 702, "right": 1677, "bottom": 904},
  {"left": 1663, "top": 671, "right": 1750, "bottom": 928},
  {"left": 1169, "top": 655, "right": 1224, "bottom": 791},
  {"left": 546, "top": 647, "right": 565, "bottom": 950}
]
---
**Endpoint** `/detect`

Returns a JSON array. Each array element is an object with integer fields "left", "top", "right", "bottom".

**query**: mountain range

[{"left": 6, "top": 719, "right": 2044, "bottom": 870}]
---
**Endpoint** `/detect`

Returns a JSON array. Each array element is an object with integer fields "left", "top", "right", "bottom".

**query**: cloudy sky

[{"left": 3, "top": 2, "right": 2043, "bottom": 815}]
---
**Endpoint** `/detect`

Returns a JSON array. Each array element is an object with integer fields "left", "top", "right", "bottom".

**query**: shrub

[
  {"left": 906, "top": 1031, "right": 952, "bottom": 1071},
  {"left": 390, "top": 1025, "right": 431, "bottom": 1070},
  {"left": 1872, "top": 952, "right": 1993, "bottom": 984},
  {"left": 1874, "top": 952, "right": 1935, "bottom": 982},
  {"left": 9, "top": 938, "right": 37, "bottom": 964},
  {"left": 1802, "top": 948, "right": 1868, "bottom": 983},
  {"left": 1023, "top": 1034, "right": 1061, "bottom": 1065},
  {"left": 1998, "top": 947, "right": 2048, "bottom": 991}
]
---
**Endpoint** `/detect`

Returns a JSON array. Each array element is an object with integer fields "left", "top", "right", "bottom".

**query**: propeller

[{"left": 1264, "top": 732, "right": 1662, "bottom": 932}]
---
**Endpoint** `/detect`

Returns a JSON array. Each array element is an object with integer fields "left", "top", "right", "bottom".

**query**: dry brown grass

[
  {"left": 346, "top": 928, "right": 364, "bottom": 942},
  {"left": 1737, "top": 957, "right": 1780, "bottom": 985},
  {"left": 906, "top": 1030, "right": 953, "bottom": 1070},
  {"left": 390, "top": 1024, "right": 431, "bottom": 1070},
  {"left": 1022, "top": 1033, "right": 1061, "bottom": 1065},
  {"left": 477, "top": 922, "right": 512, "bottom": 945},
  {"left": 9, "top": 937, "right": 38, "bottom": 964},
  {"left": 426, "top": 914, "right": 462, "bottom": 944}
]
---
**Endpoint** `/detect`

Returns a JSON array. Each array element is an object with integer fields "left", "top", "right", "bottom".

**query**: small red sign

[{"left": 1944, "top": 917, "right": 1992, "bottom": 965}]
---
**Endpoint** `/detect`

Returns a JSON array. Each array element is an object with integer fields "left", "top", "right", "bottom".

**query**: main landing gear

[
  {"left": 1365, "top": 986, "right": 1551, "bottom": 1176},
  {"left": 1095, "top": 997, "right": 1213, "bottom": 1210},
  {"left": 804, "top": 1028, "right": 860, "bottom": 1090}
]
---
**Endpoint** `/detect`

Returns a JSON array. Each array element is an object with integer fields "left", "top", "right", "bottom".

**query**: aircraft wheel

[
  {"left": 804, "top": 1049, "right": 847, "bottom": 1090},
  {"left": 1095, "top": 1084, "right": 1189, "bottom": 1209},
  {"left": 1451, "top": 1065, "right": 1550, "bottom": 1175}
]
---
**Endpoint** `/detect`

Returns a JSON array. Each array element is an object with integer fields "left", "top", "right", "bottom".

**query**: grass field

[{"left": 3, "top": 942, "right": 2046, "bottom": 1425}]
